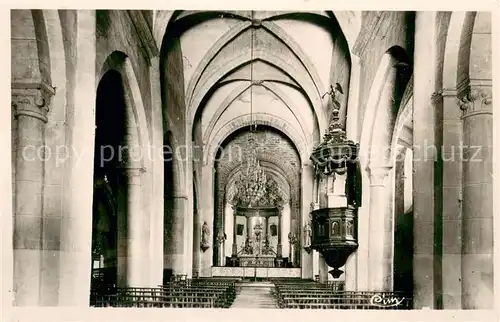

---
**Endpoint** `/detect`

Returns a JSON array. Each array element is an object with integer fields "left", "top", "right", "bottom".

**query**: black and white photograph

[{"left": 3, "top": 5, "right": 498, "bottom": 318}]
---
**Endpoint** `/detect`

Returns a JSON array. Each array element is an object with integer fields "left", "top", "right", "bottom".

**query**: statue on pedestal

[
  {"left": 200, "top": 221, "right": 210, "bottom": 252},
  {"left": 243, "top": 236, "right": 253, "bottom": 254},
  {"left": 303, "top": 222, "right": 312, "bottom": 249},
  {"left": 262, "top": 234, "right": 275, "bottom": 255}
]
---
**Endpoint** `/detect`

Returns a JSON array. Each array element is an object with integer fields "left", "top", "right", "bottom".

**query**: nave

[
  {"left": 9, "top": 9, "right": 493, "bottom": 309},
  {"left": 90, "top": 277, "right": 411, "bottom": 309}
]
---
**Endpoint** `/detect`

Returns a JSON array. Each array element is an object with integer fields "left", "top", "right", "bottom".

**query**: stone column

[
  {"left": 301, "top": 164, "right": 313, "bottom": 279},
  {"left": 277, "top": 208, "right": 283, "bottom": 257},
  {"left": 439, "top": 88, "right": 463, "bottom": 308},
  {"left": 275, "top": 207, "right": 283, "bottom": 267},
  {"left": 57, "top": 11, "right": 97, "bottom": 306},
  {"left": 12, "top": 83, "right": 54, "bottom": 305},
  {"left": 3, "top": 86, "right": 13, "bottom": 309},
  {"left": 232, "top": 208, "right": 238, "bottom": 257},
  {"left": 367, "top": 166, "right": 393, "bottom": 291},
  {"left": 318, "top": 254, "right": 329, "bottom": 283},
  {"left": 149, "top": 56, "right": 164, "bottom": 287},
  {"left": 117, "top": 181, "right": 128, "bottom": 287},
  {"left": 167, "top": 195, "right": 187, "bottom": 275},
  {"left": 459, "top": 86, "right": 493, "bottom": 309},
  {"left": 246, "top": 216, "right": 252, "bottom": 237},
  {"left": 216, "top": 191, "right": 226, "bottom": 266},
  {"left": 182, "top": 152, "right": 194, "bottom": 277},
  {"left": 412, "top": 11, "right": 439, "bottom": 309},
  {"left": 345, "top": 55, "right": 361, "bottom": 291},
  {"left": 126, "top": 167, "right": 147, "bottom": 286},
  {"left": 346, "top": 55, "right": 361, "bottom": 140},
  {"left": 200, "top": 165, "right": 214, "bottom": 277},
  {"left": 218, "top": 235, "right": 225, "bottom": 266}
]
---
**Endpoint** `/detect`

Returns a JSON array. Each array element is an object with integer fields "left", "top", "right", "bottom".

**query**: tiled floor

[{"left": 230, "top": 282, "right": 277, "bottom": 308}]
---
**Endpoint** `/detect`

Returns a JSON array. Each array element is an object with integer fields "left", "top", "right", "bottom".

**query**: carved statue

[
  {"left": 332, "top": 221, "right": 340, "bottom": 235},
  {"left": 346, "top": 220, "right": 353, "bottom": 237},
  {"left": 253, "top": 222, "right": 263, "bottom": 242},
  {"left": 243, "top": 236, "right": 253, "bottom": 254},
  {"left": 262, "top": 234, "right": 274, "bottom": 255},
  {"left": 303, "top": 222, "right": 312, "bottom": 248},
  {"left": 201, "top": 221, "right": 210, "bottom": 251}
]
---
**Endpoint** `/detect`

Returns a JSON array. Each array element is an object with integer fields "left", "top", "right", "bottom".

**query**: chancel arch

[{"left": 204, "top": 115, "right": 309, "bottom": 166}]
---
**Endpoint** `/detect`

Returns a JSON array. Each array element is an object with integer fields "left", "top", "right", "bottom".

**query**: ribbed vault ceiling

[{"left": 159, "top": 10, "right": 355, "bottom": 195}]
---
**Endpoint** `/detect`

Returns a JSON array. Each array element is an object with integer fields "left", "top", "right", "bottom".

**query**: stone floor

[{"left": 230, "top": 281, "right": 277, "bottom": 308}]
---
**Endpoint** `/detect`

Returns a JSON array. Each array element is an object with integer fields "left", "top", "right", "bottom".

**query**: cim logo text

[{"left": 369, "top": 293, "right": 405, "bottom": 308}]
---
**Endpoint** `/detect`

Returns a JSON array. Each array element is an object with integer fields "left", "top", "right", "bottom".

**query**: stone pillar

[
  {"left": 117, "top": 182, "right": 128, "bottom": 287},
  {"left": 192, "top": 193, "right": 200, "bottom": 277},
  {"left": 126, "top": 168, "right": 147, "bottom": 286},
  {"left": 58, "top": 11, "right": 97, "bottom": 306},
  {"left": 167, "top": 195, "right": 187, "bottom": 275},
  {"left": 246, "top": 216, "right": 252, "bottom": 237},
  {"left": 346, "top": 55, "right": 361, "bottom": 141},
  {"left": 232, "top": 208, "right": 238, "bottom": 257},
  {"left": 218, "top": 234, "right": 225, "bottom": 266},
  {"left": 345, "top": 56, "right": 361, "bottom": 291},
  {"left": 301, "top": 164, "right": 313, "bottom": 279},
  {"left": 149, "top": 56, "right": 164, "bottom": 288},
  {"left": 318, "top": 254, "right": 328, "bottom": 284},
  {"left": 200, "top": 165, "right": 214, "bottom": 277},
  {"left": 367, "top": 166, "right": 393, "bottom": 291},
  {"left": 3, "top": 84, "right": 13, "bottom": 310},
  {"left": 439, "top": 88, "right": 463, "bottom": 308},
  {"left": 12, "top": 83, "right": 54, "bottom": 305},
  {"left": 413, "top": 11, "right": 438, "bottom": 309},
  {"left": 275, "top": 207, "right": 283, "bottom": 267},
  {"left": 183, "top": 155, "right": 194, "bottom": 277},
  {"left": 277, "top": 208, "right": 283, "bottom": 257},
  {"left": 459, "top": 86, "right": 493, "bottom": 309},
  {"left": 216, "top": 192, "right": 226, "bottom": 267}
]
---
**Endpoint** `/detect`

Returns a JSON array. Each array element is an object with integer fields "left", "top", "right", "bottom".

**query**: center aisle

[{"left": 230, "top": 281, "right": 277, "bottom": 308}]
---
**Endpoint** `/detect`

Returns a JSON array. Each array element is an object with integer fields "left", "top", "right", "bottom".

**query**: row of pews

[
  {"left": 90, "top": 277, "right": 239, "bottom": 308},
  {"left": 272, "top": 278, "right": 412, "bottom": 309}
]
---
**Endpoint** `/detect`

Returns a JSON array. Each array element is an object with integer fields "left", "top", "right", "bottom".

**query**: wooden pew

[
  {"left": 90, "top": 278, "right": 240, "bottom": 308},
  {"left": 160, "top": 278, "right": 238, "bottom": 308},
  {"left": 272, "top": 280, "right": 411, "bottom": 310},
  {"left": 93, "top": 288, "right": 220, "bottom": 308}
]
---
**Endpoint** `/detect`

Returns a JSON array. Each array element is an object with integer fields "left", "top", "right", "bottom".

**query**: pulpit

[{"left": 309, "top": 83, "right": 362, "bottom": 279}]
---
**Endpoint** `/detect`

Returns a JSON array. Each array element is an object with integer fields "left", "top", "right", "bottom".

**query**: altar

[
  {"left": 239, "top": 255, "right": 275, "bottom": 268},
  {"left": 212, "top": 266, "right": 301, "bottom": 278}
]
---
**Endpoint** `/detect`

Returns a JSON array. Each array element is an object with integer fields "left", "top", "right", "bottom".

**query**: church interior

[{"left": 9, "top": 10, "right": 493, "bottom": 309}]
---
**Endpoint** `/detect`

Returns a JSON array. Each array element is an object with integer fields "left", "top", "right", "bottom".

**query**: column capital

[
  {"left": 12, "top": 82, "right": 55, "bottom": 123},
  {"left": 367, "top": 165, "right": 392, "bottom": 186},
  {"left": 457, "top": 85, "right": 492, "bottom": 118}
]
